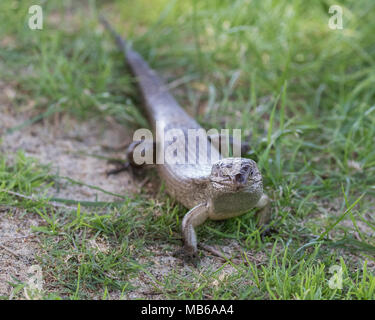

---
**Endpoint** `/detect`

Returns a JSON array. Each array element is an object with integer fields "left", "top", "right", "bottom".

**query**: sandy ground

[
  {"left": 0, "top": 79, "right": 143, "bottom": 298},
  {"left": 0, "top": 206, "right": 42, "bottom": 299}
]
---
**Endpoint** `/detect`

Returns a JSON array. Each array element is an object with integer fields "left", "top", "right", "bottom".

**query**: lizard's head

[
  {"left": 209, "top": 158, "right": 262, "bottom": 191},
  {"left": 208, "top": 158, "right": 263, "bottom": 219}
]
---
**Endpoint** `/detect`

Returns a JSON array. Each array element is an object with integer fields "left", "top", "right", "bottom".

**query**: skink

[{"left": 101, "top": 17, "right": 271, "bottom": 258}]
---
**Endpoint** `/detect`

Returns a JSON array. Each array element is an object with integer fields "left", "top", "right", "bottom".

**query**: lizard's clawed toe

[
  {"left": 173, "top": 246, "right": 199, "bottom": 266},
  {"left": 106, "top": 162, "right": 131, "bottom": 176}
]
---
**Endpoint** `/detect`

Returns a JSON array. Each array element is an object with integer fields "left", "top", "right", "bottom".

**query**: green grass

[{"left": 1, "top": 0, "right": 375, "bottom": 299}]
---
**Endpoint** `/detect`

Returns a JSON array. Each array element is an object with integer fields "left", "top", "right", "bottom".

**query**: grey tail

[{"left": 99, "top": 15, "right": 129, "bottom": 56}]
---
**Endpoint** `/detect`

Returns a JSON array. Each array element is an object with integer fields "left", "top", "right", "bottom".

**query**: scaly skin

[{"left": 101, "top": 17, "right": 271, "bottom": 258}]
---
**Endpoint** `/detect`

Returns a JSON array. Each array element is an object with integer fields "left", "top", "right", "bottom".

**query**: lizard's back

[{"left": 125, "top": 47, "right": 221, "bottom": 208}]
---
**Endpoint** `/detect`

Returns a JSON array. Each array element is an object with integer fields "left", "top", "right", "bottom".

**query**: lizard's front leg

[
  {"left": 181, "top": 202, "right": 209, "bottom": 257},
  {"left": 107, "top": 140, "right": 156, "bottom": 175},
  {"left": 255, "top": 193, "right": 272, "bottom": 229}
]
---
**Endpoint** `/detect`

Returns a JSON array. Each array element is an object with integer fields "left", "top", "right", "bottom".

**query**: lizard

[{"left": 100, "top": 17, "right": 271, "bottom": 259}]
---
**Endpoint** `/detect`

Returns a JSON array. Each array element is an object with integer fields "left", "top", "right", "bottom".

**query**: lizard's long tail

[
  {"left": 99, "top": 14, "right": 190, "bottom": 127},
  {"left": 99, "top": 15, "right": 129, "bottom": 56}
]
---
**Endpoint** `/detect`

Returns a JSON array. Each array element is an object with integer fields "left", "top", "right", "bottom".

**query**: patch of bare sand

[
  {"left": 0, "top": 207, "right": 42, "bottom": 298},
  {"left": 1, "top": 106, "right": 140, "bottom": 202}
]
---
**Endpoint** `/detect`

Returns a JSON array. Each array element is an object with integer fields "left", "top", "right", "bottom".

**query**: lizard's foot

[
  {"left": 183, "top": 244, "right": 199, "bottom": 261},
  {"left": 107, "top": 140, "right": 155, "bottom": 177},
  {"left": 106, "top": 140, "right": 149, "bottom": 176},
  {"left": 254, "top": 193, "right": 275, "bottom": 240},
  {"left": 184, "top": 254, "right": 199, "bottom": 267},
  {"left": 107, "top": 162, "right": 146, "bottom": 179},
  {"left": 106, "top": 162, "right": 131, "bottom": 176},
  {"left": 173, "top": 246, "right": 199, "bottom": 266},
  {"left": 255, "top": 194, "right": 272, "bottom": 224}
]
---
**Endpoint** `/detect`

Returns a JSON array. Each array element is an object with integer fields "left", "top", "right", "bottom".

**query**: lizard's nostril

[{"left": 234, "top": 173, "right": 246, "bottom": 185}]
